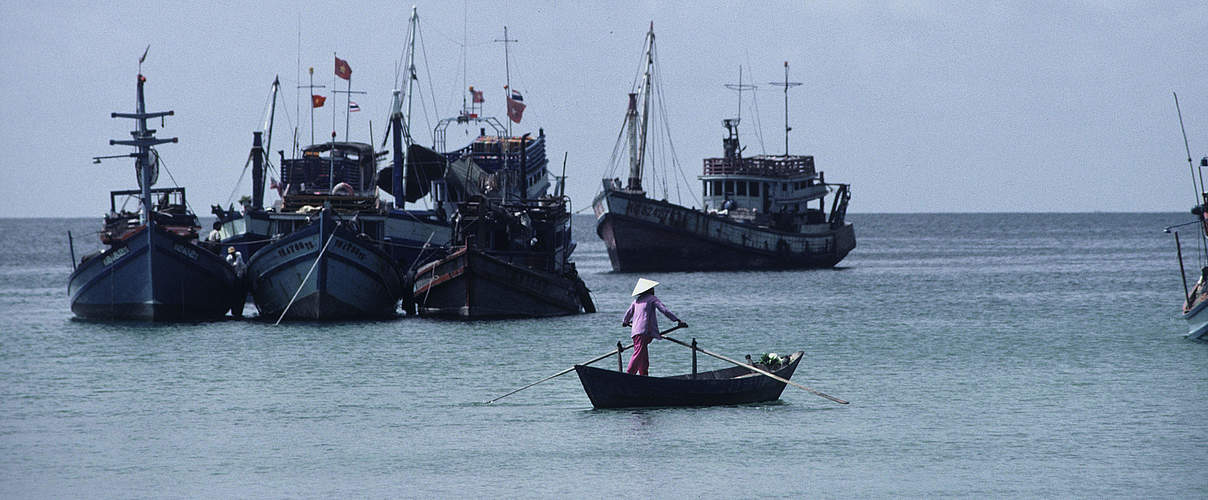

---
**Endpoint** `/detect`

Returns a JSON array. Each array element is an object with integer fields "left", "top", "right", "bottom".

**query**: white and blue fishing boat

[
  {"left": 1167, "top": 93, "right": 1208, "bottom": 340},
  {"left": 68, "top": 61, "right": 238, "bottom": 320}
]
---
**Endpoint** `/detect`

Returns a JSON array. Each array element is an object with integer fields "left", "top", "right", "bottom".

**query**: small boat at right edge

[
  {"left": 1167, "top": 92, "right": 1208, "bottom": 340},
  {"left": 593, "top": 24, "right": 855, "bottom": 272}
]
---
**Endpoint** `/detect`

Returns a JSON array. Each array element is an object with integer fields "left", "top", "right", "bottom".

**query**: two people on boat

[{"left": 622, "top": 278, "right": 687, "bottom": 376}]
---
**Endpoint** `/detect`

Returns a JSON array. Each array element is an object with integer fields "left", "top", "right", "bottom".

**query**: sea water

[{"left": 0, "top": 213, "right": 1204, "bottom": 497}]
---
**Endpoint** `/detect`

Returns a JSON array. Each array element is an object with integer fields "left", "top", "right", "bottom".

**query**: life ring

[{"left": 331, "top": 182, "right": 355, "bottom": 196}]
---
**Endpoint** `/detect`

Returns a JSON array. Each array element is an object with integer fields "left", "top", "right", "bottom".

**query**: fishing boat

[
  {"left": 593, "top": 25, "right": 855, "bottom": 272},
  {"left": 1168, "top": 93, "right": 1208, "bottom": 339},
  {"left": 68, "top": 62, "right": 238, "bottom": 320},
  {"left": 411, "top": 194, "right": 594, "bottom": 318},
  {"left": 574, "top": 351, "right": 804, "bottom": 408},
  {"left": 244, "top": 141, "right": 404, "bottom": 321}
]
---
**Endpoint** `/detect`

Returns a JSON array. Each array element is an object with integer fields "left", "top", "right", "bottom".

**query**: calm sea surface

[{"left": 1, "top": 213, "right": 1204, "bottom": 498}]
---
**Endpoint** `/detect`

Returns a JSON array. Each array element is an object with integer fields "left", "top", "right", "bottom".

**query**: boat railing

[{"left": 702, "top": 155, "right": 816, "bottom": 178}]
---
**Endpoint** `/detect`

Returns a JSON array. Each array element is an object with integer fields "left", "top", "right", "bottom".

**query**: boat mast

[
  {"left": 626, "top": 92, "right": 639, "bottom": 185},
  {"left": 103, "top": 47, "right": 177, "bottom": 225},
  {"left": 768, "top": 61, "right": 801, "bottom": 156},
  {"left": 403, "top": 7, "right": 419, "bottom": 145},
  {"left": 254, "top": 77, "right": 280, "bottom": 211},
  {"left": 299, "top": 67, "right": 326, "bottom": 146},
  {"left": 629, "top": 23, "right": 655, "bottom": 193},
  {"left": 494, "top": 26, "right": 518, "bottom": 202}
]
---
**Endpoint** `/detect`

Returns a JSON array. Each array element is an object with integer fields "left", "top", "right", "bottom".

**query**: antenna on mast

[
  {"left": 494, "top": 26, "right": 519, "bottom": 137},
  {"left": 768, "top": 61, "right": 802, "bottom": 156},
  {"left": 724, "top": 66, "right": 757, "bottom": 125}
]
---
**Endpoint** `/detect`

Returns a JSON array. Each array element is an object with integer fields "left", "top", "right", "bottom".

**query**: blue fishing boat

[
  {"left": 68, "top": 61, "right": 237, "bottom": 321},
  {"left": 244, "top": 141, "right": 405, "bottom": 321}
]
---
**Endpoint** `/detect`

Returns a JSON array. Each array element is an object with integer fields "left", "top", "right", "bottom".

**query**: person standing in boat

[
  {"left": 226, "top": 246, "right": 248, "bottom": 317},
  {"left": 622, "top": 278, "right": 687, "bottom": 376}
]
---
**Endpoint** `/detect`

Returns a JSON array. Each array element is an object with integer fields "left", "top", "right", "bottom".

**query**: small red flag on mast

[
  {"left": 311, "top": 95, "right": 327, "bottom": 108},
  {"left": 334, "top": 56, "right": 352, "bottom": 80},
  {"left": 506, "top": 87, "right": 525, "bottom": 123}
]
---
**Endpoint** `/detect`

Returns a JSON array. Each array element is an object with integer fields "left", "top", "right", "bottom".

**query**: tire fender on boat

[{"left": 331, "top": 182, "right": 355, "bottom": 196}]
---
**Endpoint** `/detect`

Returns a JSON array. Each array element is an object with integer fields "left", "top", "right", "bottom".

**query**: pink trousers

[{"left": 626, "top": 335, "right": 653, "bottom": 375}]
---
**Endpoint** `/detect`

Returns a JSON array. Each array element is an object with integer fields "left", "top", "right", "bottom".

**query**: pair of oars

[{"left": 485, "top": 324, "right": 848, "bottom": 405}]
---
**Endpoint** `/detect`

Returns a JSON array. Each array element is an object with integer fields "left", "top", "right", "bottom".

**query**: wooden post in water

[
  {"left": 691, "top": 338, "right": 697, "bottom": 378},
  {"left": 617, "top": 341, "right": 624, "bottom": 372}
]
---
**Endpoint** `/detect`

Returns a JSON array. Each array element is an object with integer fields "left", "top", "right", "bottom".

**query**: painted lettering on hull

[
  {"left": 332, "top": 239, "right": 368, "bottom": 262},
  {"left": 102, "top": 246, "right": 129, "bottom": 266},
  {"left": 173, "top": 244, "right": 199, "bottom": 260},
  {"left": 276, "top": 239, "right": 317, "bottom": 259}
]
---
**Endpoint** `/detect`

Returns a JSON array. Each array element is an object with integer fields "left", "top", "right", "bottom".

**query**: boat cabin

[
  {"left": 103, "top": 187, "right": 198, "bottom": 243},
  {"left": 438, "top": 129, "right": 551, "bottom": 202},
  {"left": 699, "top": 120, "right": 830, "bottom": 225},
  {"left": 279, "top": 142, "right": 381, "bottom": 212}
]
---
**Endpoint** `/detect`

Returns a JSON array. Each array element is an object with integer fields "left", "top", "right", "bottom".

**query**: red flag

[
  {"left": 506, "top": 89, "right": 525, "bottom": 123},
  {"left": 311, "top": 94, "right": 327, "bottom": 108},
  {"left": 469, "top": 86, "right": 484, "bottom": 103},
  {"left": 334, "top": 56, "right": 351, "bottom": 80}
]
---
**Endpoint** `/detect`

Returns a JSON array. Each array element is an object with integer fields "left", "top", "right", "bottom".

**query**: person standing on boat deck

[
  {"left": 622, "top": 278, "right": 687, "bottom": 376},
  {"left": 226, "top": 246, "right": 248, "bottom": 317}
]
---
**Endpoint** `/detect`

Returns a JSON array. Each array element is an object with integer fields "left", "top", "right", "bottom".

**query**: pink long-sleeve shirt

[{"left": 623, "top": 294, "right": 680, "bottom": 338}]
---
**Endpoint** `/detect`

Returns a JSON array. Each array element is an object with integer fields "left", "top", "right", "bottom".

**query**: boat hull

[
  {"left": 412, "top": 247, "right": 588, "bottom": 318},
  {"left": 593, "top": 190, "right": 855, "bottom": 272},
  {"left": 247, "top": 210, "right": 403, "bottom": 321},
  {"left": 1183, "top": 299, "right": 1208, "bottom": 340},
  {"left": 68, "top": 225, "right": 238, "bottom": 321},
  {"left": 574, "top": 351, "right": 803, "bottom": 409}
]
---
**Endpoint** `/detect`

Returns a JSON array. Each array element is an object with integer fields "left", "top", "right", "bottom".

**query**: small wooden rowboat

[{"left": 573, "top": 351, "right": 804, "bottom": 409}]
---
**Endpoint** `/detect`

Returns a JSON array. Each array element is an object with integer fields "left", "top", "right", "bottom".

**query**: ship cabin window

[
  {"left": 782, "top": 183, "right": 787, "bottom": 192},
  {"left": 712, "top": 180, "right": 722, "bottom": 195},
  {"left": 751, "top": 182, "right": 760, "bottom": 197},
  {"left": 724, "top": 180, "right": 733, "bottom": 196},
  {"left": 737, "top": 182, "right": 747, "bottom": 196}
]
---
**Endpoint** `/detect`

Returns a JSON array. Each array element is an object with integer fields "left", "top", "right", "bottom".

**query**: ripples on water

[{"left": 0, "top": 214, "right": 1204, "bottom": 497}]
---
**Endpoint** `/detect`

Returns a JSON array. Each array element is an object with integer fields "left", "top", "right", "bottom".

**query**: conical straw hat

[{"left": 631, "top": 278, "right": 659, "bottom": 296}]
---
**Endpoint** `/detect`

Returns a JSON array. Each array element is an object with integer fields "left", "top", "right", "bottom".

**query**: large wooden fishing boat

[
  {"left": 411, "top": 194, "right": 594, "bottom": 318},
  {"left": 575, "top": 351, "right": 804, "bottom": 408},
  {"left": 243, "top": 141, "right": 405, "bottom": 321},
  {"left": 68, "top": 65, "right": 237, "bottom": 321},
  {"left": 593, "top": 26, "right": 855, "bottom": 272}
]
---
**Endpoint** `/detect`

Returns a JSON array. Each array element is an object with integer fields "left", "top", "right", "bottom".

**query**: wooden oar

[
  {"left": 661, "top": 335, "right": 849, "bottom": 405},
  {"left": 484, "top": 324, "right": 685, "bottom": 404}
]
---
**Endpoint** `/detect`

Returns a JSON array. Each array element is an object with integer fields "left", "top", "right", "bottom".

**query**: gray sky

[{"left": 2, "top": 1, "right": 1206, "bottom": 217}]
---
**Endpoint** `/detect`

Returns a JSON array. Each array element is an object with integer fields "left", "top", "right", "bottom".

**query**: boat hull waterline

[
  {"left": 595, "top": 191, "right": 855, "bottom": 272},
  {"left": 69, "top": 225, "right": 238, "bottom": 321},
  {"left": 247, "top": 211, "right": 403, "bottom": 320},
  {"left": 412, "top": 246, "right": 590, "bottom": 318},
  {"left": 574, "top": 351, "right": 804, "bottom": 409}
]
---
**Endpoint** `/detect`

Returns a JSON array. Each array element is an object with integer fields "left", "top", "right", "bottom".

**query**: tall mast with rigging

[
  {"left": 99, "top": 47, "right": 178, "bottom": 225},
  {"left": 628, "top": 23, "right": 655, "bottom": 193}
]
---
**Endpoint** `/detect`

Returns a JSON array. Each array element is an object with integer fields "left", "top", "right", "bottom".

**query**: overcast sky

[{"left": 2, "top": 1, "right": 1206, "bottom": 217}]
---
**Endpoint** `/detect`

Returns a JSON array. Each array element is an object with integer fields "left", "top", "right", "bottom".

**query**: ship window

[
  {"left": 751, "top": 182, "right": 760, "bottom": 196},
  {"left": 737, "top": 182, "right": 747, "bottom": 196},
  {"left": 782, "top": 183, "right": 787, "bottom": 192},
  {"left": 724, "top": 180, "right": 733, "bottom": 195},
  {"left": 713, "top": 181, "right": 722, "bottom": 196}
]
